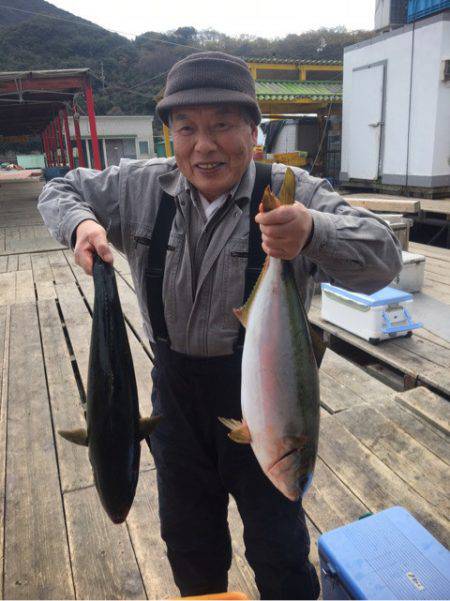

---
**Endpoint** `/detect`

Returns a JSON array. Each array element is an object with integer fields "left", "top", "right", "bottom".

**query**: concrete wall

[
  {"left": 68, "top": 116, "right": 155, "bottom": 165},
  {"left": 341, "top": 11, "right": 450, "bottom": 187}
]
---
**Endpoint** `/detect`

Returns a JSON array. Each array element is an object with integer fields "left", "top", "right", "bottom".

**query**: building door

[
  {"left": 349, "top": 63, "right": 385, "bottom": 180},
  {"left": 105, "top": 138, "right": 137, "bottom": 166}
]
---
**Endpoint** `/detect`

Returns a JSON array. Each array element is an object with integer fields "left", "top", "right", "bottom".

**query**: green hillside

[{"left": 0, "top": 0, "right": 372, "bottom": 117}]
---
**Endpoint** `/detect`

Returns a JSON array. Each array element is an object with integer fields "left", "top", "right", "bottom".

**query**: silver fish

[{"left": 220, "top": 168, "right": 322, "bottom": 501}]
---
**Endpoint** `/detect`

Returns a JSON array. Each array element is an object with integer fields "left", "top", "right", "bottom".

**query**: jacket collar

[{"left": 158, "top": 159, "right": 256, "bottom": 204}]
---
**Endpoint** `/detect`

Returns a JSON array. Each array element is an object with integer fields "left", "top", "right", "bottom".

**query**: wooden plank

[
  {"left": 417, "top": 365, "right": 450, "bottom": 401},
  {"left": 0, "top": 306, "right": 10, "bottom": 592},
  {"left": 376, "top": 396, "right": 450, "bottom": 465},
  {"left": 125, "top": 469, "right": 180, "bottom": 600},
  {"left": 336, "top": 404, "right": 449, "bottom": 514},
  {"left": 319, "top": 369, "right": 365, "bottom": 413},
  {"left": 421, "top": 279, "right": 450, "bottom": 304},
  {"left": 38, "top": 299, "right": 92, "bottom": 493},
  {"left": 309, "top": 304, "right": 450, "bottom": 397},
  {"left": 389, "top": 333, "right": 450, "bottom": 371},
  {"left": 0, "top": 306, "right": 7, "bottom": 411},
  {"left": 5, "top": 226, "right": 20, "bottom": 243},
  {"left": 420, "top": 198, "right": 450, "bottom": 216},
  {"left": 0, "top": 255, "right": 7, "bottom": 273},
  {"left": 410, "top": 242, "right": 450, "bottom": 262},
  {"left": 424, "top": 259, "right": 450, "bottom": 280},
  {"left": 321, "top": 349, "right": 393, "bottom": 404},
  {"left": 305, "top": 517, "right": 321, "bottom": 579},
  {"left": 343, "top": 195, "right": 420, "bottom": 214},
  {"left": 424, "top": 266, "right": 450, "bottom": 287},
  {"left": 0, "top": 272, "right": 15, "bottom": 306},
  {"left": 6, "top": 255, "right": 18, "bottom": 272},
  {"left": 303, "top": 457, "right": 368, "bottom": 534},
  {"left": 48, "top": 251, "right": 77, "bottom": 285},
  {"left": 415, "top": 327, "right": 450, "bottom": 351},
  {"left": 394, "top": 387, "right": 450, "bottom": 436},
  {"left": 19, "top": 226, "right": 36, "bottom": 240},
  {"left": 1, "top": 240, "right": 67, "bottom": 255},
  {"left": 64, "top": 486, "right": 146, "bottom": 599},
  {"left": 15, "top": 270, "right": 35, "bottom": 303},
  {"left": 31, "top": 253, "right": 56, "bottom": 300},
  {"left": 4, "top": 303, "right": 74, "bottom": 599},
  {"left": 55, "top": 282, "right": 91, "bottom": 388},
  {"left": 318, "top": 416, "right": 450, "bottom": 547},
  {"left": 17, "top": 253, "right": 31, "bottom": 271}
]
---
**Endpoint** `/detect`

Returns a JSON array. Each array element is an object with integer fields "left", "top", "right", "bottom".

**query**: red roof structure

[{"left": 0, "top": 68, "right": 102, "bottom": 170}]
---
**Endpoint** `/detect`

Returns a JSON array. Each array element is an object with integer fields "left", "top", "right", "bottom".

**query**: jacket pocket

[
  {"left": 161, "top": 232, "right": 185, "bottom": 324},
  {"left": 220, "top": 237, "right": 248, "bottom": 330}
]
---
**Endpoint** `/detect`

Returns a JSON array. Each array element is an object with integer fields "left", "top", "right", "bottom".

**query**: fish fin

[
  {"left": 58, "top": 428, "right": 89, "bottom": 447},
  {"left": 309, "top": 322, "right": 327, "bottom": 368},
  {"left": 261, "top": 185, "right": 280, "bottom": 212},
  {"left": 233, "top": 255, "right": 270, "bottom": 327},
  {"left": 278, "top": 167, "right": 296, "bottom": 206},
  {"left": 218, "top": 417, "right": 252, "bottom": 444},
  {"left": 139, "top": 416, "right": 162, "bottom": 439}
]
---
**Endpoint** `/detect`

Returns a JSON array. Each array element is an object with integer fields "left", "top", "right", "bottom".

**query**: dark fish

[{"left": 59, "top": 255, "right": 160, "bottom": 523}]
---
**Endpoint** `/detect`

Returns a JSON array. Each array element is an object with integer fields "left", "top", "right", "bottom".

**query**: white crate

[
  {"left": 390, "top": 250, "right": 426, "bottom": 292},
  {"left": 321, "top": 284, "right": 422, "bottom": 343}
]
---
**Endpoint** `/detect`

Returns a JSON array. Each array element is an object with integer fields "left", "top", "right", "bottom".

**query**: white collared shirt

[{"left": 198, "top": 191, "right": 229, "bottom": 222}]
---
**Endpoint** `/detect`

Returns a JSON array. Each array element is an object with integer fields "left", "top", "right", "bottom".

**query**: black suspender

[
  {"left": 147, "top": 162, "right": 273, "bottom": 346},
  {"left": 146, "top": 191, "right": 176, "bottom": 343},
  {"left": 236, "top": 161, "right": 272, "bottom": 348}
]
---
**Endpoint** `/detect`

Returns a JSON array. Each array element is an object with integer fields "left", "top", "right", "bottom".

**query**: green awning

[{"left": 255, "top": 80, "right": 342, "bottom": 102}]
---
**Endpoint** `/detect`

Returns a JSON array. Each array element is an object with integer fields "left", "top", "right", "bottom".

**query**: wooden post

[
  {"left": 83, "top": 80, "right": 102, "bottom": 169},
  {"left": 42, "top": 130, "right": 50, "bottom": 166},
  {"left": 51, "top": 120, "right": 59, "bottom": 165},
  {"left": 62, "top": 108, "right": 75, "bottom": 169},
  {"left": 45, "top": 127, "right": 52, "bottom": 166},
  {"left": 56, "top": 112, "right": 66, "bottom": 166},
  {"left": 72, "top": 105, "right": 86, "bottom": 168}
]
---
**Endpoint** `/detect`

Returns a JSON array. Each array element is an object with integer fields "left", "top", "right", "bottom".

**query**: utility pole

[{"left": 100, "top": 62, "right": 105, "bottom": 92}]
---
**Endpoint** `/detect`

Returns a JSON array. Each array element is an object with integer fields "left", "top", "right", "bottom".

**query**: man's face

[{"left": 171, "top": 104, "right": 258, "bottom": 201}]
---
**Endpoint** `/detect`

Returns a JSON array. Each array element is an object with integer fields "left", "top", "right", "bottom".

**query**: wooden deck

[{"left": 0, "top": 182, "right": 449, "bottom": 599}]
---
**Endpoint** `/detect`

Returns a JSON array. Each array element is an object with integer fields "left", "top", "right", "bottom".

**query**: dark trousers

[{"left": 149, "top": 342, "right": 320, "bottom": 600}]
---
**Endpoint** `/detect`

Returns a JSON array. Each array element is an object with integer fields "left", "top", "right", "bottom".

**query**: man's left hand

[{"left": 255, "top": 203, "right": 313, "bottom": 260}]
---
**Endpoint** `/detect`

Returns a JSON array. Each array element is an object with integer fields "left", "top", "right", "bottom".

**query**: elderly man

[{"left": 38, "top": 51, "right": 402, "bottom": 600}]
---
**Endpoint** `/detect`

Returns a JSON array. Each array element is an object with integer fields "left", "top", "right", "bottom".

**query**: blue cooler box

[{"left": 318, "top": 507, "right": 450, "bottom": 599}]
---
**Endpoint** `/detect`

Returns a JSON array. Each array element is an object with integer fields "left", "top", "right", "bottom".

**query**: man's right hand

[{"left": 74, "top": 220, "right": 113, "bottom": 275}]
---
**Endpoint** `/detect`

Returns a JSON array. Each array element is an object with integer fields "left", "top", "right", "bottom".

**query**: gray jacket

[{"left": 38, "top": 158, "right": 402, "bottom": 356}]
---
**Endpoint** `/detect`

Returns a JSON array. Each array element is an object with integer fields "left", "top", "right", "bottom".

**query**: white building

[
  {"left": 340, "top": 10, "right": 450, "bottom": 191},
  {"left": 68, "top": 115, "right": 155, "bottom": 168}
]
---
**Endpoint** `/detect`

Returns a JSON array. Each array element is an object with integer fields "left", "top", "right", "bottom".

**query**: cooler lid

[
  {"left": 402, "top": 250, "right": 426, "bottom": 264},
  {"left": 321, "top": 284, "right": 412, "bottom": 306},
  {"left": 318, "top": 507, "right": 450, "bottom": 600}
]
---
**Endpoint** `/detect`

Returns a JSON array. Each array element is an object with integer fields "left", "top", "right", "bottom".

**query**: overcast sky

[{"left": 50, "top": 0, "right": 376, "bottom": 39}]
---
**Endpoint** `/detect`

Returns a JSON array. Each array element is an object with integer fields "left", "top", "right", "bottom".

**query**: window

[
  {"left": 255, "top": 68, "right": 298, "bottom": 81},
  {"left": 306, "top": 70, "right": 342, "bottom": 81},
  {"left": 139, "top": 140, "right": 149, "bottom": 155},
  {"left": 441, "top": 59, "right": 450, "bottom": 82}
]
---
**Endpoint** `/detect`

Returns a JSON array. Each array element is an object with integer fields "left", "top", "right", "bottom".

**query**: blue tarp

[{"left": 407, "top": 0, "right": 450, "bottom": 22}]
